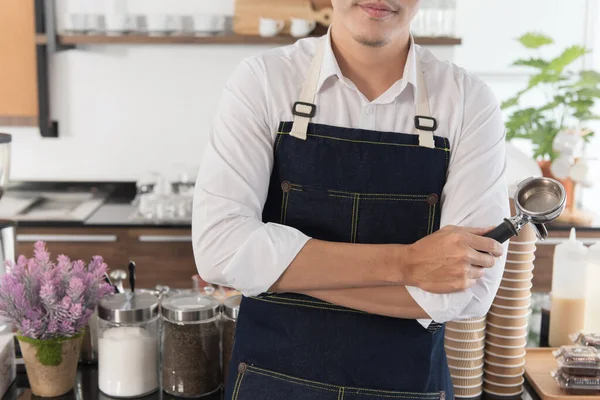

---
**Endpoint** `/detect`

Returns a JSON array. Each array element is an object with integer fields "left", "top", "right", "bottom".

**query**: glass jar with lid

[
  {"left": 161, "top": 293, "right": 221, "bottom": 397},
  {"left": 97, "top": 293, "right": 160, "bottom": 398},
  {"left": 222, "top": 295, "right": 241, "bottom": 386}
]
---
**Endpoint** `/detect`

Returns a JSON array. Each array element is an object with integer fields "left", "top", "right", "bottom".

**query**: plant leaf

[
  {"left": 512, "top": 58, "right": 549, "bottom": 69},
  {"left": 527, "top": 71, "right": 564, "bottom": 89},
  {"left": 547, "top": 45, "right": 588, "bottom": 73},
  {"left": 501, "top": 96, "right": 520, "bottom": 109},
  {"left": 577, "top": 87, "right": 600, "bottom": 98},
  {"left": 577, "top": 70, "right": 600, "bottom": 86},
  {"left": 517, "top": 32, "right": 554, "bottom": 49}
]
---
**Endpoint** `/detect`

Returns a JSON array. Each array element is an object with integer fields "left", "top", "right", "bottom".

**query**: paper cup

[
  {"left": 485, "top": 324, "right": 528, "bottom": 339},
  {"left": 484, "top": 352, "right": 525, "bottom": 367},
  {"left": 492, "top": 294, "right": 531, "bottom": 308},
  {"left": 506, "top": 247, "right": 536, "bottom": 255},
  {"left": 449, "top": 365, "right": 484, "bottom": 378},
  {"left": 486, "top": 313, "right": 530, "bottom": 329},
  {"left": 485, "top": 342, "right": 526, "bottom": 357},
  {"left": 484, "top": 367, "right": 524, "bottom": 379},
  {"left": 454, "top": 387, "right": 483, "bottom": 399},
  {"left": 451, "top": 374, "right": 483, "bottom": 388},
  {"left": 485, "top": 331, "right": 528, "bottom": 347},
  {"left": 445, "top": 337, "right": 485, "bottom": 350},
  {"left": 447, "top": 318, "right": 486, "bottom": 331},
  {"left": 489, "top": 303, "right": 531, "bottom": 316},
  {"left": 510, "top": 223, "right": 537, "bottom": 242},
  {"left": 500, "top": 277, "right": 533, "bottom": 289},
  {"left": 508, "top": 242, "right": 536, "bottom": 253},
  {"left": 496, "top": 286, "right": 532, "bottom": 299},
  {"left": 501, "top": 268, "right": 534, "bottom": 280},
  {"left": 445, "top": 328, "right": 486, "bottom": 341},
  {"left": 446, "top": 356, "right": 484, "bottom": 370},
  {"left": 505, "top": 252, "right": 535, "bottom": 262},
  {"left": 446, "top": 345, "right": 485, "bottom": 360},
  {"left": 483, "top": 382, "right": 523, "bottom": 398}
]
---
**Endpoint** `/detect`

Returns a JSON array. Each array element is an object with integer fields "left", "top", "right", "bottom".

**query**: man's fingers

[{"left": 467, "top": 233, "right": 503, "bottom": 257}]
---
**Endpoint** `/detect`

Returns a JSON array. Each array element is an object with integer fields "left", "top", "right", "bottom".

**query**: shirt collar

[{"left": 316, "top": 29, "right": 419, "bottom": 96}]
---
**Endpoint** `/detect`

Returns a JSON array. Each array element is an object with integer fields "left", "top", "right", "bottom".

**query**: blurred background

[{"left": 0, "top": 0, "right": 599, "bottom": 343}]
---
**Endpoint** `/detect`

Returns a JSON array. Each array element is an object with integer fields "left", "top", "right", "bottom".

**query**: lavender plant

[{"left": 0, "top": 241, "right": 115, "bottom": 341}]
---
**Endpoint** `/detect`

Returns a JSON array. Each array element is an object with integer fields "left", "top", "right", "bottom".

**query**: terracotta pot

[
  {"left": 537, "top": 160, "right": 575, "bottom": 210},
  {"left": 18, "top": 334, "right": 83, "bottom": 397}
]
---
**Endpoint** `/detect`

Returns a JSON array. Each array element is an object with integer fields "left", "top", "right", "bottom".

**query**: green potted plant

[
  {"left": 502, "top": 32, "right": 600, "bottom": 206},
  {"left": 0, "top": 242, "right": 114, "bottom": 397}
]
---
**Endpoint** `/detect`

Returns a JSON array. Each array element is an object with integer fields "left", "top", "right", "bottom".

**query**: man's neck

[{"left": 330, "top": 24, "right": 411, "bottom": 102}]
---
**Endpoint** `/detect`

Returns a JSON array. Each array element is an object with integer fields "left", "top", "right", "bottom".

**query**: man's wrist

[{"left": 380, "top": 244, "right": 414, "bottom": 286}]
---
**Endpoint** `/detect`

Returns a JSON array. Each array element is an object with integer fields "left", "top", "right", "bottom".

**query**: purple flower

[{"left": 0, "top": 241, "right": 114, "bottom": 340}]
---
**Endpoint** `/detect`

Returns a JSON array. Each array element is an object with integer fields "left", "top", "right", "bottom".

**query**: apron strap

[
  {"left": 291, "top": 37, "right": 437, "bottom": 148},
  {"left": 290, "top": 39, "right": 326, "bottom": 140}
]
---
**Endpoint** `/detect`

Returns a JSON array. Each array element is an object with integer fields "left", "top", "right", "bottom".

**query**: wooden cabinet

[
  {"left": 126, "top": 228, "right": 196, "bottom": 290},
  {"left": 0, "top": 0, "right": 38, "bottom": 126},
  {"left": 16, "top": 226, "right": 196, "bottom": 291},
  {"left": 16, "top": 227, "right": 129, "bottom": 270}
]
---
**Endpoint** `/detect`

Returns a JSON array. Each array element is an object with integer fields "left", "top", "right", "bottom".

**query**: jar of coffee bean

[
  {"left": 222, "top": 295, "right": 241, "bottom": 386},
  {"left": 161, "top": 294, "right": 221, "bottom": 397}
]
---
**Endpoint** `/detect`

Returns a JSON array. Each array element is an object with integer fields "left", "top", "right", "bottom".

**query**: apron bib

[{"left": 225, "top": 37, "right": 453, "bottom": 400}]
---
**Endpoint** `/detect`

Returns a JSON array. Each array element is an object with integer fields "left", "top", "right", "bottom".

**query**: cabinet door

[
  {"left": 0, "top": 0, "right": 38, "bottom": 126},
  {"left": 126, "top": 229, "right": 196, "bottom": 290},
  {"left": 16, "top": 227, "right": 128, "bottom": 270}
]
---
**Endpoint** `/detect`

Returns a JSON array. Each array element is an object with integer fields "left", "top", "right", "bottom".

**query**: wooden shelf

[
  {"left": 0, "top": 115, "right": 38, "bottom": 127},
  {"left": 58, "top": 33, "right": 461, "bottom": 46}
]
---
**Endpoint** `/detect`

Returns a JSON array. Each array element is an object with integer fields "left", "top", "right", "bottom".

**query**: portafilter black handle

[{"left": 484, "top": 218, "right": 519, "bottom": 243}]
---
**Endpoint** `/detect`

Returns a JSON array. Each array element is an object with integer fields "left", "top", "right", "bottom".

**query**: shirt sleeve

[
  {"left": 406, "top": 73, "right": 510, "bottom": 327},
  {"left": 192, "top": 59, "right": 311, "bottom": 297}
]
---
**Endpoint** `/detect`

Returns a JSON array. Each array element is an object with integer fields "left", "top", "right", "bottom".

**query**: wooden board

[
  {"left": 234, "top": 0, "right": 332, "bottom": 36},
  {"left": 0, "top": 0, "right": 38, "bottom": 124},
  {"left": 525, "top": 348, "right": 599, "bottom": 400}
]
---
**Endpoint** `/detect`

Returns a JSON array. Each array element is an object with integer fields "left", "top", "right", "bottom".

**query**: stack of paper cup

[
  {"left": 483, "top": 222, "right": 535, "bottom": 399},
  {"left": 445, "top": 317, "right": 486, "bottom": 399}
]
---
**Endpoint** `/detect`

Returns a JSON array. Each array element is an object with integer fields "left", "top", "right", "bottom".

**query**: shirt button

[{"left": 365, "top": 106, "right": 374, "bottom": 116}]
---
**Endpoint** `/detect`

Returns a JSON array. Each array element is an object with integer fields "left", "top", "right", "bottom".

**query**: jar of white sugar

[{"left": 98, "top": 293, "right": 160, "bottom": 398}]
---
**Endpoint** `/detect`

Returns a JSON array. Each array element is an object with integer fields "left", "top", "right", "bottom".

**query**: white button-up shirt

[{"left": 193, "top": 31, "right": 509, "bottom": 327}]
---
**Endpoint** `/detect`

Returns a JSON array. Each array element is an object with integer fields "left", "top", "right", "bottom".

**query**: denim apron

[{"left": 225, "top": 38, "right": 453, "bottom": 400}]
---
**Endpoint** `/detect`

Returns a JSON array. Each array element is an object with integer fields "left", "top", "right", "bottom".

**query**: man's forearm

[
  {"left": 269, "top": 239, "right": 407, "bottom": 292},
  {"left": 300, "top": 286, "right": 430, "bottom": 319}
]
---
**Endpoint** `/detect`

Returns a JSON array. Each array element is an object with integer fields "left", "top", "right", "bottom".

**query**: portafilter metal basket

[{"left": 484, "top": 177, "right": 566, "bottom": 243}]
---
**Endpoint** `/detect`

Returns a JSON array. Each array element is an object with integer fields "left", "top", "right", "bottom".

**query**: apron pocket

[
  {"left": 231, "top": 363, "right": 445, "bottom": 400},
  {"left": 281, "top": 181, "right": 438, "bottom": 244}
]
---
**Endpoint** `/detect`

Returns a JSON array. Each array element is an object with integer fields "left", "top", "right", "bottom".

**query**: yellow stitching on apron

[
  {"left": 431, "top": 203, "right": 436, "bottom": 233},
  {"left": 341, "top": 387, "right": 346, "bottom": 399},
  {"left": 350, "top": 194, "right": 357, "bottom": 243},
  {"left": 280, "top": 191, "right": 288, "bottom": 224},
  {"left": 427, "top": 204, "right": 432, "bottom": 235},
  {"left": 338, "top": 387, "right": 343, "bottom": 400},
  {"left": 329, "top": 194, "right": 428, "bottom": 201},
  {"left": 277, "top": 131, "right": 449, "bottom": 152},
  {"left": 259, "top": 294, "right": 350, "bottom": 306},
  {"left": 251, "top": 296, "right": 367, "bottom": 313},
  {"left": 232, "top": 369, "right": 245, "bottom": 400},
  {"left": 246, "top": 365, "right": 440, "bottom": 398},
  {"left": 283, "top": 191, "right": 290, "bottom": 225},
  {"left": 353, "top": 194, "right": 360, "bottom": 243},
  {"left": 274, "top": 132, "right": 284, "bottom": 153},
  {"left": 246, "top": 369, "right": 339, "bottom": 394},
  {"left": 328, "top": 189, "right": 427, "bottom": 198}
]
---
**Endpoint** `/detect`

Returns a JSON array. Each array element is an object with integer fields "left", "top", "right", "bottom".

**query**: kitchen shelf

[{"left": 58, "top": 34, "right": 462, "bottom": 46}]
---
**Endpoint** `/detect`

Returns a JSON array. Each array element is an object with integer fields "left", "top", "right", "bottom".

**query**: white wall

[{"left": 3, "top": 0, "right": 599, "bottom": 201}]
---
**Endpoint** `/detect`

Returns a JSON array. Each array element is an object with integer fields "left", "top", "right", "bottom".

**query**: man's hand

[{"left": 402, "top": 226, "right": 503, "bottom": 294}]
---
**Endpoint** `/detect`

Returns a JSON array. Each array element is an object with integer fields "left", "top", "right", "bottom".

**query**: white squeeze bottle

[
  {"left": 549, "top": 228, "right": 589, "bottom": 347},
  {"left": 584, "top": 242, "right": 600, "bottom": 333}
]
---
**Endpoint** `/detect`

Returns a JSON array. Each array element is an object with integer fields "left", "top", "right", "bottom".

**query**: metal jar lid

[
  {"left": 223, "top": 295, "right": 242, "bottom": 319},
  {"left": 161, "top": 293, "right": 220, "bottom": 323},
  {"left": 98, "top": 293, "right": 159, "bottom": 324}
]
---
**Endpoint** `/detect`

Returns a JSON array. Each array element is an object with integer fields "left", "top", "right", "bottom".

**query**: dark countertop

[
  {"left": 3, "top": 181, "right": 600, "bottom": 231},
  {"left": 1, "top": 365, "right": 540, "bottom": 400},
  {"left": 2, "top": 365, "right": 222, "bottom": 400}
]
